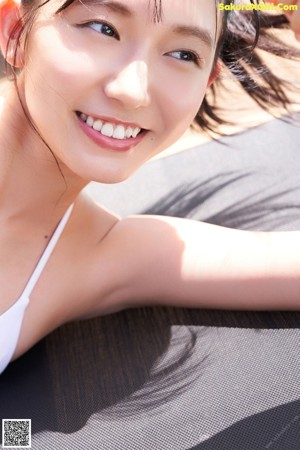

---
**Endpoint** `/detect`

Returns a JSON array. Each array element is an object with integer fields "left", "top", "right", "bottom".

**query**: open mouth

[{"left": 76, "top": 111, "right": 144, "bottom": 141}]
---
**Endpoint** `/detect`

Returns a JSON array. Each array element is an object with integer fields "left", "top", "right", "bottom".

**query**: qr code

[{"left": 2, "top": 419, "right": 31, "bottom": 448}]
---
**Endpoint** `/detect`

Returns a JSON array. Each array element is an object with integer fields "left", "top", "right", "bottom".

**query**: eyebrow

[
  {"left": 79, "top": 0, "right": 132, "bottom": 16},
  {"left": 172, "top": 25, "right": 214, "bottom": 50},
  {"left": 77, "top": 0, "right": 214, "bottom": 49}
]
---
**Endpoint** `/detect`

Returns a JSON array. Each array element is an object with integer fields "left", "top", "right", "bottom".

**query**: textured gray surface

[{"left": 30, "top": 327, "right": 300, "bottom": 450}]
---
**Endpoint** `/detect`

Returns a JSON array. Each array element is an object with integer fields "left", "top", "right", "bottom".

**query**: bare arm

[{"left": 111, "top": 215, "right": 300, "bottom": 311}]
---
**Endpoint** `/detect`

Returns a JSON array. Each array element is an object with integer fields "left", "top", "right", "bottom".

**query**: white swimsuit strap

[{"left": 21, "top": 203, "right": 74, "bottom": 298}]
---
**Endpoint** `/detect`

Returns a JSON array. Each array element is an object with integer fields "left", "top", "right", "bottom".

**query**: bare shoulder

[
  {"left": 108, "top": 213, "right": 232, "bottom": 250},
  {"left": 97, "top": 214, "right": 210, "bottom": 307},
  {"left": 101, "top": 214, "right": 189, "bottom": 261},
  {"left": 77, "top": 213, "right": 187, "bottom": 315},
  {"left": 100, "top": 214, "right": 268, "bottom": 311},
  {"left": 45, "top": 209, "right": 260, "bottom": 322},
  {"left": 105, "top": 213, "right": 235, "bottom": 274}
]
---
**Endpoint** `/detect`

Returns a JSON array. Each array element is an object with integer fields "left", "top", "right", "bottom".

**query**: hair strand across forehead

[{"left": 150, "top": 0, "right": 162, "bottom": 23}]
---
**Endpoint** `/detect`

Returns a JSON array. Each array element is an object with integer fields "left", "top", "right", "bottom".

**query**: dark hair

[
  {"left": 198, "top": 7, "right": 300, "bottom": 135},
  {"left": 6, "top": 0, "right": 300, "bottom": 139}
]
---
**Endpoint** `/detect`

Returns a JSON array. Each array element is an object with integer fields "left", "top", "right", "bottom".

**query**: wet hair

[{"left": 5, "top": 0, "right": 300, "bottom": 139}]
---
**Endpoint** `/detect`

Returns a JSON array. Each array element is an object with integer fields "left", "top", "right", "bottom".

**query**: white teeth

[
  {"left": 80, "top": 113, "right": 142, "bottom": 139},
  {"left": 93, "top": 119, "right": 103, "bottom": 131},
  {"left": 86, "top": 116, "right": 94, "bottom": 127},
  {"left": 125, "top": 127, "right": 133, "bottom": 138},
  {"left": 101, "top": 123, "right": 114, "bottom": 137},
  {"left": 132, "top": 127, "right": 140, "bottom": 138},
  {"left": 113, "top": 125, "right": 126, "bottom": 140}
]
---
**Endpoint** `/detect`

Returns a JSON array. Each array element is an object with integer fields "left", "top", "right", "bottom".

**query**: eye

[
  {"left": 168, "top": 50, "right": 202, "bottom": 66},
  {"left": 82, "top": 21, "right": 120, "bottom": 40}
]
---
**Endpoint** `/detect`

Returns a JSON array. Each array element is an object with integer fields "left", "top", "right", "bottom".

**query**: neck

[{"left": 0, "top": 81, "right": 88, "bottom": 224}]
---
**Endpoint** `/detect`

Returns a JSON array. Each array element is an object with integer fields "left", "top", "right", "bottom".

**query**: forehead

[
  {"left": 62, "top": 0, "right": 219, "bottom": 27},
  {"left": 60, "top": 0, "right": 220, "bottom": 45},
  {"left": 85, "top": 0, "right": 216, "bottom": 17}
]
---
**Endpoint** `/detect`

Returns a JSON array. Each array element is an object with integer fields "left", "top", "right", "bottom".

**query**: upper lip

[{"left": 77, "top": 111, "right": 145, "bottom": 130}]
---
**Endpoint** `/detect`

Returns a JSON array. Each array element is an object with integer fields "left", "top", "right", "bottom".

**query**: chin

[{"left": 75, "top": 164, "right": 137, "bottom": 185}]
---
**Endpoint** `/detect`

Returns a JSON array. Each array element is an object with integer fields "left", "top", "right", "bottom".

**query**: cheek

[
  {"left": 160, "top": 72, "right": 208, "bottom": 137},
  {"left": 21, "top": 27, "right": 101, "bottom": 150},
  {"left": 23, "top": 26, "right": 99, "bottom": 111},
  {"left": 147, "top": 81, "right": 207, "bottom": 160}
]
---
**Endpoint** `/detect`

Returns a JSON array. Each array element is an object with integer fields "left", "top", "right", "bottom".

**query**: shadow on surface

[
  {"left": 0, "top": 308, "right": 205, "bottom": 434},
  {"left": 142, "top": 173, "right": 300, "bottom": 231},
  {"left": 0, "top": 306, "right": 299, "bottom": 438},
  {"left": 190, "top": 399, "right": 300, "bottom": 450}
]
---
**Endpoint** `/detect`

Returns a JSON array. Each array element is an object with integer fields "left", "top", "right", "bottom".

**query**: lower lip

[{"left": 76, "top": 113, "right": 147, "bottom": 152}]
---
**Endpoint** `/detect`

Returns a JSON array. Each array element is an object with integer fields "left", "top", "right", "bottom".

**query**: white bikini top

[{"left": 0, "top": 203, "right": 74, "bottom": 375}]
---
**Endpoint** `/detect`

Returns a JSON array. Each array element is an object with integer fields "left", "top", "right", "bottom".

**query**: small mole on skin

[{"left": 44, "top": 235, "right": 49, "bottom": 239}]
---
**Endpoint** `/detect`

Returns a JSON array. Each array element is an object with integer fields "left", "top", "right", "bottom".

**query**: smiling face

[{"left": 9, "top": 0, "right": 220, "bottom": 183}]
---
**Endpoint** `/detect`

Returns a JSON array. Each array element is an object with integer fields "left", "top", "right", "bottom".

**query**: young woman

[{"left": 0, "top": 0, "right": 299, "bottom": 375}]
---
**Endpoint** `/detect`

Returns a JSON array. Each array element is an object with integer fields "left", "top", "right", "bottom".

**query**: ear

[
  {"left": 0, "top": 0, "right": 23, "bottom": 67},
  {"left": 207, "top": 59, "right": 222, "bottom": 87}
]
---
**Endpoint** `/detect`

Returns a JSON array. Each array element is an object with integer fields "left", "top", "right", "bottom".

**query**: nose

[{"left": 104, "top": 60, "right": 150, "bottom": 109}]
